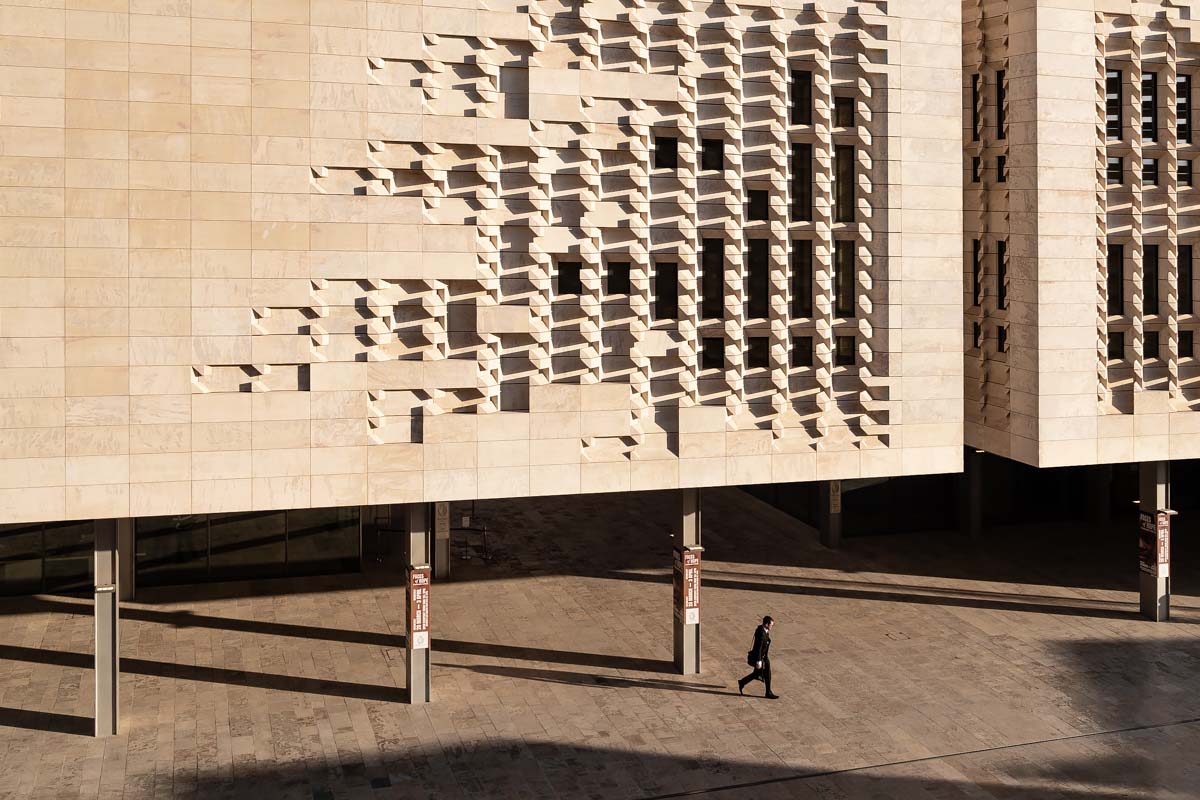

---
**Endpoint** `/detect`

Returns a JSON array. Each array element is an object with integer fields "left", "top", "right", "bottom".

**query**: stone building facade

[
  {"left": 965, "top": 0, "right": 1200, "bottom": 466},
  {"left": 0, "top": 0, "right": 964, "bottom": 526}
]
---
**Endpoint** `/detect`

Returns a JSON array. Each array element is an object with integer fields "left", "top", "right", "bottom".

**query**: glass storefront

[
  {"left": 136, "top": 507, "right": 360, "bottom": 588},
  {"left": 0, "top": 520, "right": 93, "bottom": 595},
  {"left": 0, "top": 507, "right": 361, "bottom": 595}
]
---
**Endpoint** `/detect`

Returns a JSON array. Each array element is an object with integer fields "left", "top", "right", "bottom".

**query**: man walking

[{"left": 738, "top": 616, "right": 778, "bottom": 699}]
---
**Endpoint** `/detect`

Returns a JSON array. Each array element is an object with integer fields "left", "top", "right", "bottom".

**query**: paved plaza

[{"left": 0, "top": 487, "right": 1198, "bottom": 799}]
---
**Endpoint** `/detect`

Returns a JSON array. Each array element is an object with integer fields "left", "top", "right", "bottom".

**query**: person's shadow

[{"left": 439, "top": 662, "right": 738, "bottom": 696}]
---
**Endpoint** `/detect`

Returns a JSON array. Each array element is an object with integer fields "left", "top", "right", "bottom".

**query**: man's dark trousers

[{"left": 740, "top": 659, "right": 771, "bottom": 694}]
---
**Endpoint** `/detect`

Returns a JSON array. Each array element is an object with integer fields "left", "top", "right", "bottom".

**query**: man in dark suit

[{"left": 738, "top": 616, "right": 778, "bottom": 699}]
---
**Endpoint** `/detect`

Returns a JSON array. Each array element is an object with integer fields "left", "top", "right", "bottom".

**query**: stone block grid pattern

[
  {"left": 0, "top": 0, "right": 963, "bottom": 524},
  {"left": 964, "top": 0, "right": 1200, "bottom": 467}
]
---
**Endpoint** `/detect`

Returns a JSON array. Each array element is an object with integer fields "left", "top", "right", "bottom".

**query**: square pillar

[
  {"left": 403, "top": 503, "right": 433, "bottom": 703},
  {"left": 673, "top": 488, "right": 702, "bottom": 675},
  {"left": 94, "top": 519, "right": 120, "bottom": 737},
  {"left": 818, "top": 480, "right": 842, "bottom": 549},
  {"left": 1138, "top": 461, "right": 1170, "bottom": 621}
]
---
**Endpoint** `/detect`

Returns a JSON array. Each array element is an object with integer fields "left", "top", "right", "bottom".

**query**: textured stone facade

[
  {"left": 0, "top": 0, "right": 962, "bottom": 524},
  {"left": 965, "top": 0, "right": 1200, "bottom": 466}
]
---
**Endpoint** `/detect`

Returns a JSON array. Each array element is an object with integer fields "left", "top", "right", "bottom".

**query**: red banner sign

[
  {"left": 673, "top": 547, "right": 701, "bottom": 624},
  {"left": 408, "top": 566, "right": 430, "bottom": 649}
]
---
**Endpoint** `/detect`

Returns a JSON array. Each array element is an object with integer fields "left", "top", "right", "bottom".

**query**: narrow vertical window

[
  {"left": 747, "top": 336, "right": 769, "bottom": 369},
  {"left": 997, "top": 155, "right": 1007, "bottom": 182},
  {"left": 654, "top": 136, "right": 678, "bottom": 169},
  {"left": 834, "top": 240, "right": 855, "bottom": 317},
  {"left": 834, "top": 335, "right": 855, "bottom": 367},
  {"left": 557, "top": 261, "right": 582, "bottom": 295},
  {"left": 971, "top": 73, "right": 981, "bottom": 142},
  {"left": 1145, "top": 244, "right": 1160, "bottom": 315},
  {"left": 1179, "top": 74, "right": 1193, "bottom": 143},
  {"left": 701, "top": 239, "right": 724, "bottom": 320},
  {"left": 746, "top": 239, "right": 769, "bottom": 319},
  {"left": 996, "top": 69, "right": 1006, "bottom": 139},
  {"left": 1145, "top": 330, "right": 1160, "bottom": 359},
  {"left": 1181, "top": 330, "right": 1195, "bottom": 358},
  {"left": 1142, "top": 157, "right": 1159, "bottom": 185},
  {"left": 972, "top": 239, "right": 982, "bottom": 307},
  {"left": 791, "top": 143, "right": 813, "bottom": 221},
  {"left": 1180, "top": 159, "right": 1193, "bottom": 187},
  {"left": 1142, "top": 72, "right": 1158, "bottom": 140},
  {"left": 791, "top": 239, "right": 813, "bottom": 318},
  {"left": 792, "top": 335, "right": 814, "bottom": 367},
  {"left": 1108, "top": 330, "right": 1125, "bottom": 360},
  {"left": 997, "top": 240, "right": 1007, "bottom": 310},
  {"left": 791, "top": 70, "right": 812, "bottom": 126},
  {"left": 997, "top": 325, "right": 1008, "bottom": 353},
  {"left": 1107, "top": 243, "right": 1124, "bottom": 315},
  {"left": 747, "top": 189, "right": 769, "bottom": 221},
  {"left": 972, "top": 156, "right": 981, "bottom": 183},
  {"left": 701, "top": 139, "right": 724, "bottom": 172},
  {"left": 1106, "top": 68, "right": 1122, "bottom": 139},
  {"left": 834, "top": 96, "right": 854, "bottom": 127},
  {"left": 654, "top": 261, "right": 678, "bottom": 320},
  {"left": 607, "top": 261, "right": 631, "bottom": 295},
  {"left": 833, "top": 145, "right": 855, "bottom": 223},
  {"left": 972, "top": 321, "right": 981, "bottom": 349},
  {"left": 1180, "top": 244, "right": 1194, "bottom": 315},
  {"left": 1107, "top": 156, "right": 1124, "bottom": 184},
  {"left": 701, "top": 337, "right": 723, "bottom": 370}
]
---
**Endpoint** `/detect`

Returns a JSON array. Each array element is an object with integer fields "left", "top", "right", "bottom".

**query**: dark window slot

[
  {"left": 791, "top": 143, "right": 813, "bottom": 221},
  {"left": 654, "top": 136, "right": 678, "bottom": 169},
  {"left": 833, "top": 145, "right": 855, "bottom": 223},
  {"left": 702, "top": 337, "right": 724, "bottom": 370},
  {"left": 607, "top": 261, "right": 631, "bottom": 295},
  {"left": 792, "top": 335, "right": 814, "bottom": 367},
  {"left": 1107, "top": 244, "right": 1124, "bottom": 315},
  {"left": 834, "top": 241, "right": 855, "bottom": 318},
  {"left": 791, "top": 70, "right": 813, "bottom": 125},
  {"left": 1142, "top": 72, "right": 1158, "bottom": 140},
  {"left": 654, "top": 261, "right": 678, "bottom": 320},
  {"left": 791, "top": 239, "right": 813, "bottom": 318},
  {"left": 746, "top": 239, "right": 770, "bottom": 318},
  {"left": 557, "top": 261, "right": 582, "bottom": 295},
  {"left": 1145, "top": 244, "right": 1160, "bottom": 315},
  {"left": 747, "top": 336, "right": 770, "bottom": 369},
  {"left": 701, "top": 239, "right": 724, "bottom": 320}
]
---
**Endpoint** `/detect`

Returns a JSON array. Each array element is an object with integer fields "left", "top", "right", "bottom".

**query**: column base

[{"left": 1139, "top": 572, "right": 1170, "bottom": 622}]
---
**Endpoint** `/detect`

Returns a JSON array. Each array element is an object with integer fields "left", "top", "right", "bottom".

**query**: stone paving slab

[{"left": 0, "top": 487, "right": 1198, "bottom": 799}]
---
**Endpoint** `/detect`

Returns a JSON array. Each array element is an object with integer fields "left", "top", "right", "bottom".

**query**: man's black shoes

[
  {"left": 737, "top": 680, "right": 745, "bottom": 695},
  {"left": 766, "top": 693, "right": 779, "bottom": 700}
]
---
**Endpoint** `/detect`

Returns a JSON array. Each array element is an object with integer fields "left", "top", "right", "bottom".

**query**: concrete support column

[
  {"left": 93, "top": 519, "right": 119, "bottom": 737},
  {"left": 673, "top": 488, "right": 702, "bottom": 675},
  {"left": 964, "top": 449, "right": 983, "bottom": 539},
  {"left": 116, "top": 519, "right": 134, "bottom": 601},
  {"left": 404, "top": 503, "right": 433, "bottom": 702},
  {"left": 432, "top": 501, "right": 451, "bottom": 580},
  {"left": 817, "top": 480, "right": 842, "bottom": 549},
  {"left": 1138, "top": 461, "right": 1171, "bottom": 622}
]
